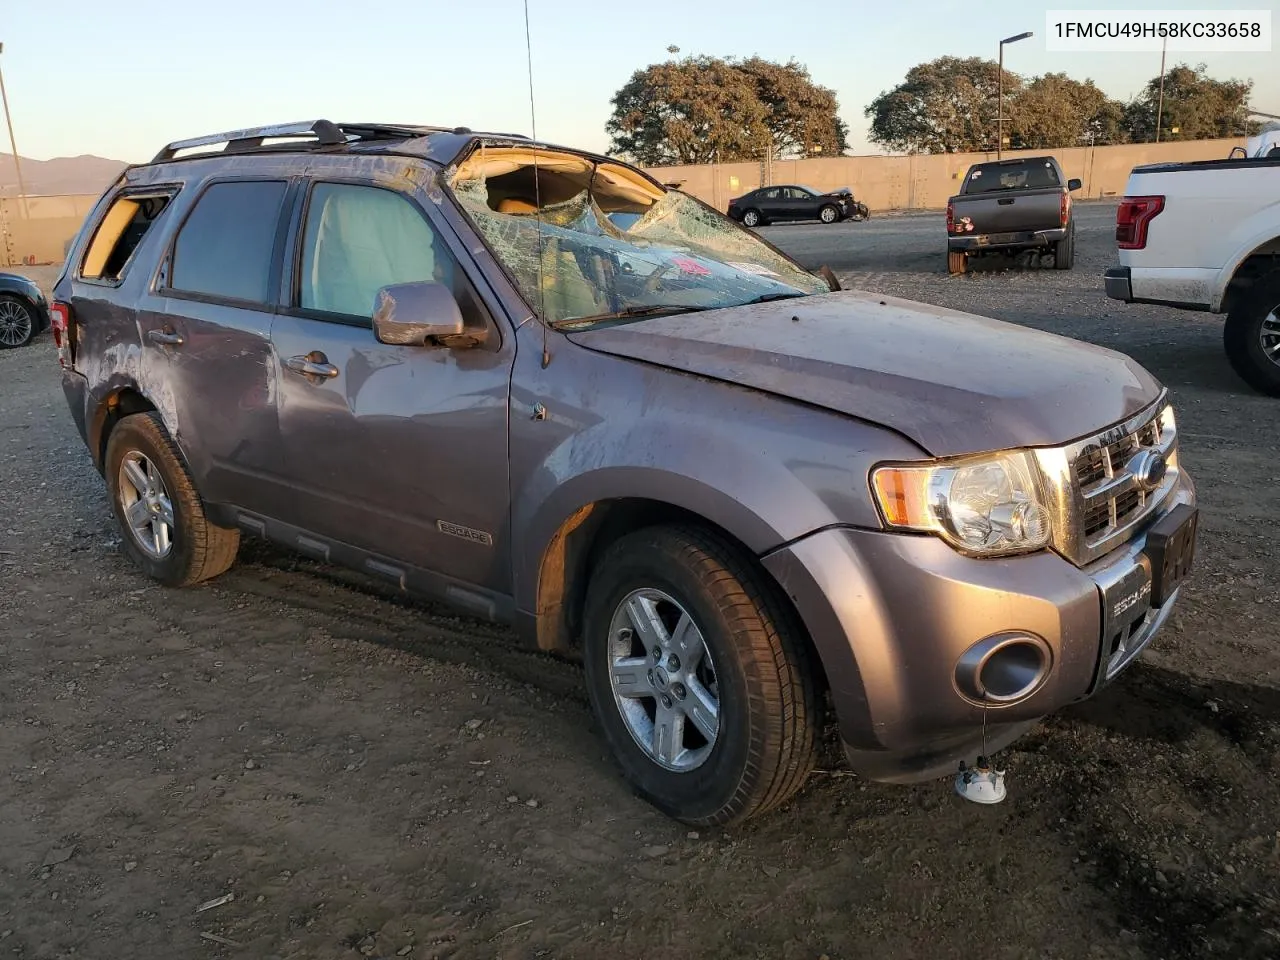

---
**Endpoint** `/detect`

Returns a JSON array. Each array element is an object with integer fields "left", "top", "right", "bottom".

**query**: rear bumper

[
  {"left": 61, "top": 368, "right": 91, "bottom": 451},
  {"left": 761, "top": 470, "right": 1196, "bottom": 783},
  {"left": 948, "top": 227, "right": 1066, "bottom": 252},
  {"left": 1104, "top": 266, "right": 1133, "bottom": 301}
]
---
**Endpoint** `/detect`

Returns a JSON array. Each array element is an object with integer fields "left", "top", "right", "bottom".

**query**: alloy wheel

[
  {"left": 117, "top": 451, "right": 176, "bottom": 559},
  {"left": 0, "top": 299, "right": 33, "bottom": 347},
  {"left": 1259, "top": 304, "right": 1280, "bottom": 368},
  {"left": 607, "top": 588, "right": 720, "bottom": 772}
]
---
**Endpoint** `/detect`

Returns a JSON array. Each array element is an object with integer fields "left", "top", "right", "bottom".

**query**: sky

[{"left": 3, "top": 0, "right": 1278, "bottom": 163}]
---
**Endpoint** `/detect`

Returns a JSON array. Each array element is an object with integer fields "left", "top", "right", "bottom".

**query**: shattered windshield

[{"left": 446, "top": 145, "right": 830, "bottom": 328}]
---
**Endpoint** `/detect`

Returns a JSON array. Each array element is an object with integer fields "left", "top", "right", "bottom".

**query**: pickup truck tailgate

[{"left": 951, "top": 187, "right": 1063, "bottom": 235}]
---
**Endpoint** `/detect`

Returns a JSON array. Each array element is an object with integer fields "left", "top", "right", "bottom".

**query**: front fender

[{"left": 509, "top": 328, "right": 928, "bottom": 616}]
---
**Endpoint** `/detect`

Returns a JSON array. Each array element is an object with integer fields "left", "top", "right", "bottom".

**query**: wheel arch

[
  {"left": 1218, "top": 234, "right": 1280, "bottom": 313},
  {"left": 526, "top": 495, "right": 831, "bottom": 696},
  {"left": 89, "top": 384, "right": 159, "bottom": 473}
]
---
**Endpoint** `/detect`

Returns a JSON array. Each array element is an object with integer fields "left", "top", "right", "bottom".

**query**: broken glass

[{"left": 447, "top": 149, "right": 830, "bottom": 327}]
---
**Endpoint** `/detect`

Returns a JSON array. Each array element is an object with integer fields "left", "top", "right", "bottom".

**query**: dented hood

[{"left": 565, "top": 290, "right": 1163, "bottom": 457}]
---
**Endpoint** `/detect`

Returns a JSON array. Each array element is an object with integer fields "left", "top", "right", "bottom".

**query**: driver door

[{"left": 268, "top": 177, "right": 515, "bottom": 593}]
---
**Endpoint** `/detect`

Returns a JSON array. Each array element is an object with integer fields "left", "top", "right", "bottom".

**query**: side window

[
  {"left": 297, "top": 182, "right": 473, "bottom": 326},
  {"left": 80, "top": 192, "right": 175, "bottom": 282},
  {"left": 169, "top": 180, "right": 287, "bottom": 304},
  {"left": 762, "top": 189, "right": 780, "bottom": 200}
]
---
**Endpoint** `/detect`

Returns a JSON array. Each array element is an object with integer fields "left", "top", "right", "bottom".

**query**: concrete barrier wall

[
  {"left": 2, "top": 194, "right": 99, "bottom": 266},
  {"left": 643, "top": 137, "right": 1247, "bottom": 212},
  {"left": 0, "top": 136, "right": 1248, "bottom": 264}
]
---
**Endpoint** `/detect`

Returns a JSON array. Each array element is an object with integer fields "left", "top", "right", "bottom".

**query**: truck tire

[
  {"left": 581, "top": 524, "right": 820, "bottom": 826},
  {"left": 1053, "top": 224, "right": 1075, "bottom": 270},
  {"left": 104, "top": 411, "right": 241, "bottom": 586},
  {"left": 947, "top": 250, "right": 967, "bottom": 275},
  {"left": 1224, "top": 268, "right": 1280, "bottom": 397}
]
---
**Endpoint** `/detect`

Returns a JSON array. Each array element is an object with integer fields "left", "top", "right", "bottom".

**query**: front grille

[{"left": 1045, "top": 398, "right": 1178, "bottom": 567}]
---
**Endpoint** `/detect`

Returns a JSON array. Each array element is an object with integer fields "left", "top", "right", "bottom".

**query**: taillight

[
  {"left": 50, "top": 300, "right": 74, "bottom": 368},
  {"left": 1115, "top": 195, "right": 1165, "bottom": 250},
  {"left": 946, "top": 200, "right": 955, "bottom": 232},
  {"left": 1059, "top": 191, "right": 1070, "bottom": 226}
]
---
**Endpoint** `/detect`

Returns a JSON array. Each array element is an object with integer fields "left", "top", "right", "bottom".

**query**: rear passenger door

[
  {"left": 267, "top": 178, "right": 514, "bottom": 595},
  {"left": 141, "top": 178, "right": 295, "bottom": 516}
]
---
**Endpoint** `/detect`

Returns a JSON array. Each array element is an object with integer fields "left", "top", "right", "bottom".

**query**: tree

[
  {"left": 865, "top": 57, "right": 1018, "bottom": 154},
  {"left": 606, "top": 55, "right": 846, "bottom": 165},
  {"left": 736, "top": 57, "right": 849, "bottom": 158},
  {"left": 1125, "top": 63, "right": 1258, "bottom": 141},
  {"left": 1008, "top": 73, "right": 1128, "bottom": 148}
]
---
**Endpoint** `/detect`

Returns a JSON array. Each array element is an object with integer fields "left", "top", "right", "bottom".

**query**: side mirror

[
  {"left": 372, "top": 282, "right": 474, "bottom": 347},
  {"left": 1067, "top": 178, "right": 1082, "bottom": 191}
]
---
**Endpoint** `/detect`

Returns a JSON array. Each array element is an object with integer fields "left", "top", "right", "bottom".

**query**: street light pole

[
  {"left": 1155, "top": 37, "right": 1167, "bottom": 143},
  {"left": 997, "top": 31, "right": 1033, "bottom": 160},
  {"left": 0, "top": 43, "right": 29, "bottom": 219}
]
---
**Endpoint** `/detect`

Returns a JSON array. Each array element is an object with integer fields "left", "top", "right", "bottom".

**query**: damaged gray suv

[{"left": 54, "top": 120, "right": 1198, "bottom": 825}]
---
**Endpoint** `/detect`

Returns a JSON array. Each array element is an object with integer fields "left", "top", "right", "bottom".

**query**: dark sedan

[
  {"left": 727, "top": 185, "right": 869, "bottom": 228},
  {"left": 0, "top": 272, "right": 50, "bottom": 349}
]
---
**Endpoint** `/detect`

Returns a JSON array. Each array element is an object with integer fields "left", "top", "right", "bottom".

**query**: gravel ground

[{"left": 1, "top": 204, "right": 1278, "bottom": 960}]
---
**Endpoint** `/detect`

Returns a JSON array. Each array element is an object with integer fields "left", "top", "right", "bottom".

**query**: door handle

[
  {"left": 284, "top": 354, "right": 340, "bottom": 379},
  {"left": 147, "top": 328, "right": 184, "bottom": 346}
]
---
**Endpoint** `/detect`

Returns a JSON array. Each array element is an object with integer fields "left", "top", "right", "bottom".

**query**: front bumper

[
  {"left": 949, "top": 227, "right": 1067, "bottom": 252},
  {"left": 761, "top": 470, "right": 1196, "bottom": 783}
]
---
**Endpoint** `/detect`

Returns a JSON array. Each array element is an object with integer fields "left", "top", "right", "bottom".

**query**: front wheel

[
  {"left": 105, "top": 412, "right": 241, "bottom": 586},
  {"left": 582, "top": 525, "right": 820, "bottom": 826},
  {"left": 1224, "top": 269, "right": 1280, "bottom": 397},
  {"left": 819, "top": 204, "right": 839, "bottom": 224}
]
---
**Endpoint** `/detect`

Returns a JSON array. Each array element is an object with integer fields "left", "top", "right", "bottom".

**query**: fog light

[{"left": 955, "top": 633, "right": 1052, "bottom": 705}]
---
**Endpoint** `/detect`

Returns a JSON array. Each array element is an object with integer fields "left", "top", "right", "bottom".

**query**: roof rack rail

[
  {"left": 149, "top": 120, "right": 533, "bottom": 165},
  {"left": 151, "top": 120, "right": 348, "bottom": 163}
]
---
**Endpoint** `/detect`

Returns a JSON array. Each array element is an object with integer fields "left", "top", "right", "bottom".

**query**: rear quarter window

[
  {"left": 80, "top": 192, "right": 176, "bottom": 283},
  {"left": 169, "top": 180, "right": 288, "bottom": 304}
]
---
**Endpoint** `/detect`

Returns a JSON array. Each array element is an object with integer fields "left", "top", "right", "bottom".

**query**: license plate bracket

[{"left": 1143, "top": 503, "right": 1198, "bottom": 607}]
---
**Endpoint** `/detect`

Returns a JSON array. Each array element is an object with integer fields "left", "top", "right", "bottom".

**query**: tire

[
  {"left": 1053, "top": 223, "right": 1075, "bottom": 270},
  {"left": 1224, "top": 268, "right": 1280, "bottom": 397},
  {"left": 104, "top": 411, "right": 240, "bottom": 586},
  {"left": 0, "top": 294, "right": 37, "bottom": 349},
  {"left": 947, "top": 250, "right": 968, "bottom": 275},
  {"left": 819, "top": 204, "right": 839, "bottom": 224},
  {"left": 582, "top": 525, "right": 820, "bottom": 827},
  {"left": 741, "top": 209, "right": 762, "bottom": 228}
]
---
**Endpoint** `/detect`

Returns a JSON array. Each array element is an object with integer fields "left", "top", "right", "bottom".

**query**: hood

[{"left": 565, "top": 290, "right": 1162, "bottom": 457}]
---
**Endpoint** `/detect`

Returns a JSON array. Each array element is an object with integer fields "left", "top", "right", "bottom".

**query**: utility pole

[
  {"left": 0, "top": 42, "right": 29, "bottom": 219},
  {"left": 1155, "top": 37, "right": 1167, "bottom": 143},
  {"left": 997, "top": 31, "right": 1033, "bottom": 160}
]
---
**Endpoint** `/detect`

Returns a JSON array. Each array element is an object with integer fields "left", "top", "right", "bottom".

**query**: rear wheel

[
  {"left": 105, "top": 412, "right": 240, "bottom": 586},
  {"left": 0, "top": 295, "right": 36, "bottom": 349},
  {"left": 947, "top": 250, "right": 968, "bottom": 275},
  {"left": 819, "top": 204, "right": 839, "bottom": 224},
  {"left": 741, "top": 209, "right": 762, "bottom": 228},
  {"left": 1053, "top": 223, "right": 1075, "bottom": 270},
  {"left": 582, "top": 525, "right": 820, "bottom": 826},
  {"left": 1224, "top": 269, "right": 1280, "bottom": 397}
]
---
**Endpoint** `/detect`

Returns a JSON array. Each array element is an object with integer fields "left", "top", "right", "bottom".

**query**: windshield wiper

[
  {"left": 551, "top": 303, "right": 708, "bottom": 329},
  {"left": 740, "top": 291, "right": 808, "bottom": 305}
]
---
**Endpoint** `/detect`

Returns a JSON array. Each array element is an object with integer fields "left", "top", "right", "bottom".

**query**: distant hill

[{"left": 0, "top": 153, "right": 129, "bottom": 198}]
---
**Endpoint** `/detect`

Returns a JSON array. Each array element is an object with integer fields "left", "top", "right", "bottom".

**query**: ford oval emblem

[{"left": 1135, "top": 450, "right": 1167, "bottom": 491}]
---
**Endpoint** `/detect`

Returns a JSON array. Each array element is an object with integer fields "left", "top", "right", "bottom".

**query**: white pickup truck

[{"left": 1104, "top": 128, "right": 1280, "bottom": 395}]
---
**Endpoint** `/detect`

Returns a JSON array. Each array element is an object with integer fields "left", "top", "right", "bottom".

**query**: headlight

[{"left": 871, "top": 450, "right": 1053, "bottom": 557}]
